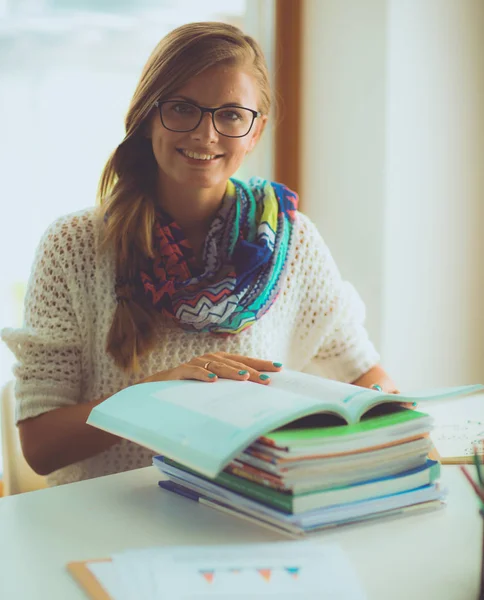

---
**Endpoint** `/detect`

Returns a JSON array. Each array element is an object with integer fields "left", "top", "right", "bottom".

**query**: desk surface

[{"left": 0, "top": 466, "right": 481, "bottom": 599}]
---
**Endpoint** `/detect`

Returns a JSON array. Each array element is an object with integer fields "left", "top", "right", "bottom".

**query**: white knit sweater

[{"left": 1, "top": 208, "right": 379, "bottom": 486}]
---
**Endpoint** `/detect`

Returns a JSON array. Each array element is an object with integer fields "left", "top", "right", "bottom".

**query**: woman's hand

[
  {"left": 352, "top": 365, "right": 399, "bottom": 394},
  {"left": 141, "top": 352, "right": 283, "bottom": 385},
  {"left": 352, "top": 365, "right": 417, "bottom": 409}
]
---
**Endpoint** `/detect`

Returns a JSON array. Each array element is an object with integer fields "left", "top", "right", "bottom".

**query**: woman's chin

[{"left": 181, "top": 173, "right": 226, "bottom": 189}]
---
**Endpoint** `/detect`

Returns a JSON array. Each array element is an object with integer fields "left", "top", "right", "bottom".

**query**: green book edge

[{"left": 264, "top": 408, "right": 429, "bottom": 445}]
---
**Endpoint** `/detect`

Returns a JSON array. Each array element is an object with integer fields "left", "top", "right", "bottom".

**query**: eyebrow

[{"left": 165, "top": 95, "right": 248, "bottom": 109}]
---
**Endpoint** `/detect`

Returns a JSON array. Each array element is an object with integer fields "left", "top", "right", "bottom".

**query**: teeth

[{"left": 182, "top": 149, "right": 217, "bottom": 160}]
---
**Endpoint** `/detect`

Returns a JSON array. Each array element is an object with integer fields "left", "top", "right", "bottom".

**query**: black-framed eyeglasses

[{"left": 154, "top": 100, "right": 262, "bottom": 138}]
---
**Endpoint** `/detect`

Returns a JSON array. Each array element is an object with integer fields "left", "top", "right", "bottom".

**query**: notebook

[{"left": 87, "top": 368, "right": 482, "bottom": 478}]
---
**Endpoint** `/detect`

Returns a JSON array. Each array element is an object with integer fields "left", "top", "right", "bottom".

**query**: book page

[
  {"left": 266, "top": 370, "right": 357, "bottom": 415},
  {"left": 89, "top": 378, "right": 336, "bottom": 478},
  {"left": 152, "top": 379, "right": 301, "bottom": 428},
  {"left": 268, "top": 369, "right": 354, "bottom": 399},
  {"left": 347, "top": 383, "right": 484, "bottom": 423},
  {"left": 155, "top": 370, "right": 360, "bottom": 423}
]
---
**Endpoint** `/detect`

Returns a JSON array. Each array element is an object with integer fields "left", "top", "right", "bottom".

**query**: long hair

[{"left": 97, "top": 22, "right": 272, "bottom": 371}]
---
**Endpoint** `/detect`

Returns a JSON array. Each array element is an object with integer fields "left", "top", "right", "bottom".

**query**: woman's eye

[
  {"left": 219, "top": 110, "right": 242, "bottom": 121},
  {"left": 173, "top": 103, "right": 195, "bottom": 114}
]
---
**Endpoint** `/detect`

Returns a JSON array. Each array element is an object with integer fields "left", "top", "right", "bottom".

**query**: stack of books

[
  {"left": 87, "top": 370, "right": 483, "bottom": 537},
  {"left": 153, "top": 410, "right": 442, "bottom": 536}
]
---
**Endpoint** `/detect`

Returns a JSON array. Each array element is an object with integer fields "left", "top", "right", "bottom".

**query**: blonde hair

[{"left": 97, "top": 22, "right": 271, "bottom": 371}]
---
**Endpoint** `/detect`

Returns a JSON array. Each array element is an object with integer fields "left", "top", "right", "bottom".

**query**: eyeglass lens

[{"left": 160, "top": 101, "right": 254, "bottom": 137}]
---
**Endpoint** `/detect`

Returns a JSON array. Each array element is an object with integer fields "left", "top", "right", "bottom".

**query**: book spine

[
  {"left": 226, "top": 465, "right": 289, "bottom": 492},
  {"left": 213, "top": 471, "right": 293, "bottom": 513},
  {"left": 164, "top": 458, "right": 293, "bottom": 513},
  {"left": 230, "top": 460, "right": 284, "bottom": 484}
]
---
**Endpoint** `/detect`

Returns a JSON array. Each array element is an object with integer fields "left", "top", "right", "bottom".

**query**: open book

[{"left": 87, "top": 369, "right": 482, "bottom": 478}]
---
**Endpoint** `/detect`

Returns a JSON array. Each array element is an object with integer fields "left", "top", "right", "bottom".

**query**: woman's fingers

[
  {"left": 400, "top": 401, "right": 418, "bottom": 410},
  {"left": 145, "top": 354, "right": 283, "bottom": 385},
  {"left": 214, "top": 357, "right": 275, "bottom": 384},
  {"left": 193, "top": 354, "right": 282, "bottom": 385},
  {"left": 201, "top": 360, "right": 251, "bottom": 381},
  {"left": 197, "top": 359, "right": 270, "bottom": 385},
  {"left": 176, "top": 365, "right": 219, "bottom": 382},
  {"left": 220, "top": 353, "right": 283, "bottom": 373}
]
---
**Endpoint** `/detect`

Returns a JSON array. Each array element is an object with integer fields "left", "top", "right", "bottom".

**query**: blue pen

[{"left": 158, "top": 480, "right": 200, "bottom": 502}]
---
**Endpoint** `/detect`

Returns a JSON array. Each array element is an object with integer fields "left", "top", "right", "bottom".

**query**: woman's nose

[{"left": 190, "top": 112, "right": 219, "bottom": 142}]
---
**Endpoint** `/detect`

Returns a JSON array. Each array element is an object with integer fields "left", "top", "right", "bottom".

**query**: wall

[
  {"left": 301, "top": 0, "right": 484, "bottom": 388},
  {"left": 383, "top": 0, "right": 484, "bottom": 387},
  {"left": 301, "top": 0, "right": 388, "bottom": 351}
]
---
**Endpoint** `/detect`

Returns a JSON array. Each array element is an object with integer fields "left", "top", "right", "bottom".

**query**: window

[{"left": 0, "top": 0, "right": 275, "bottom": 476}]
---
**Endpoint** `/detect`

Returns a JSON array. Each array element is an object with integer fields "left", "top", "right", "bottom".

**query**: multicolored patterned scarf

[{"left": 140, "top": 177, "right": 298, "bottom": 334}]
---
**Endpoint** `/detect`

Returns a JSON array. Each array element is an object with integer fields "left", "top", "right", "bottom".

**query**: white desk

[{"left": 0, "top": 466, "right": 481, "bottom": 599}]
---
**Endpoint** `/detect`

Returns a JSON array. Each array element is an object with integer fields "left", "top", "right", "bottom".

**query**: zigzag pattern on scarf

[{"left": 140, "top": 177, "right": 298, "bottom": 333}]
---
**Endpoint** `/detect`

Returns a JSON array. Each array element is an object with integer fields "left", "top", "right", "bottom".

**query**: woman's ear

[{"left": 247, "top": 115, "right": 268, "bottom": 153}]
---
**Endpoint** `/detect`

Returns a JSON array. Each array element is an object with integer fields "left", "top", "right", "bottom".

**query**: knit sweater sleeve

[
  {"left": 294, "top": 213, "right": 380, "bottom": 382},
  {"left": 1, "top": 214, "right": 85, "bottom": 423}
]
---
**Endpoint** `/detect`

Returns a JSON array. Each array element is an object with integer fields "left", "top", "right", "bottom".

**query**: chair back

[{"left": 0, "top": 381, "right": 47, "bottom": 495}]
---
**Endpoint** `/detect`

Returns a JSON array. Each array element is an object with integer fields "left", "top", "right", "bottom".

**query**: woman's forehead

[{"left": 171, "top": 65, "right": 259, "bottom": 107}]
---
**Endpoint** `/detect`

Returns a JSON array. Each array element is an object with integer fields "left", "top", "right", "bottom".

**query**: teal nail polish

[
  {"left": 412, "top": 402, "right": 417, "bottom": 407},
  {"left": 273, "top": 362, "right": 283, "bottom": 368},
  {"left": 238, "top": 370, "right": 249, "bottom": 376},
  {"left": 208, "top": 373, "right": 217, "bottom": 379},
  {"left": 259, "top": 374, "right": 270, "bottom": 381}
]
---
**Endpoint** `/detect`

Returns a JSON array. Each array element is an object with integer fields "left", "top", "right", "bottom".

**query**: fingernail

[
  {"left": 208, "top": 373, "right": 217, "bottom": 379},
  {"left": 259, "top": 374, "right": 270, "bottom": 381},
  {"left": 273, "top": 362, "right": 283, "bottom": 368},
  {"left": 412, "top": 402, "right": 417, "bottom": 407},
  {"left": 238, "top": 370, "right": 249, "bottom": 376}
]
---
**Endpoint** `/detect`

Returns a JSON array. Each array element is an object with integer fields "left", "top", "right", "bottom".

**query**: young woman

[{"left": 2, "top": 22, "right": 397, "bottom": 486}]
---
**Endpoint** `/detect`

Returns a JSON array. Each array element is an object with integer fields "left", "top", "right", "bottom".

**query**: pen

[
  {"left": 472, "top": 444, "right": 484, "bottom": 487},
  {"left": 459, "top": 465, "right": 484, "bottom": 503}
]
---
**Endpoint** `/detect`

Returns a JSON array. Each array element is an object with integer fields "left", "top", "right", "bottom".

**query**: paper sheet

[
  {"left": 87, "top": 541, "right": 366, "bottom": 599},
  {"left": 425, "top": 393, "right": 484, "bottom": 460},
  {"left": 87, "top": 562, "right": 126, "bottom": 600}
]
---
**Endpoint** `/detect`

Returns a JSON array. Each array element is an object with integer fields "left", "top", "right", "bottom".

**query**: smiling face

[{"left": 148, "top": 64, "right": 266, "bottom": 199}]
